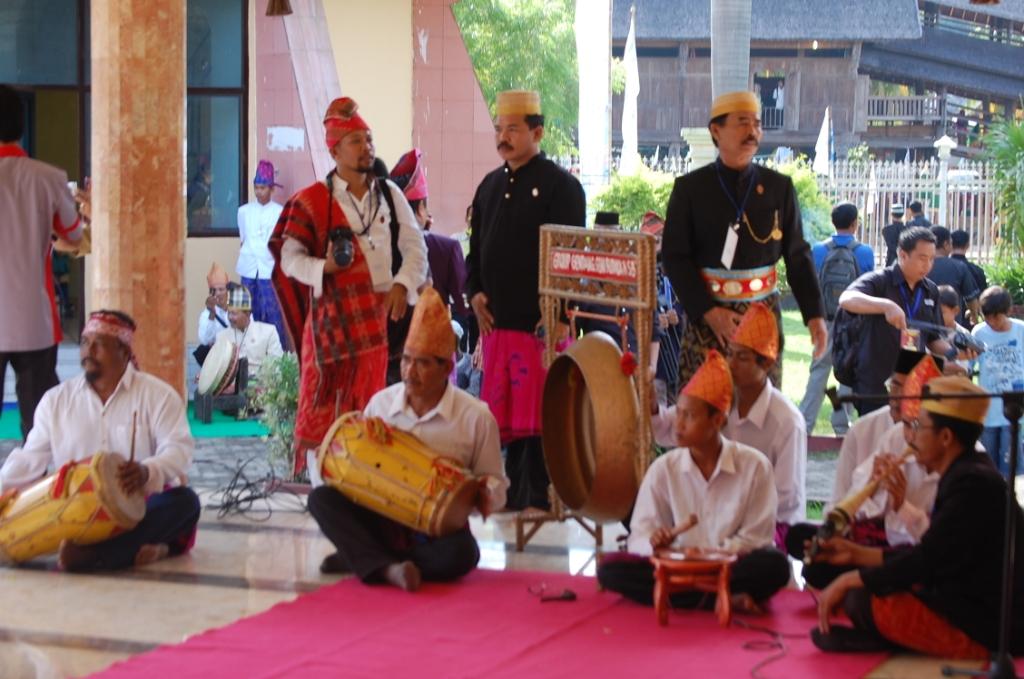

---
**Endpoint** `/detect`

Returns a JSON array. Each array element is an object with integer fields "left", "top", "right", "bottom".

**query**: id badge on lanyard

[
  {"left": 721, "top": 223, "right": 740, "bottom": 270},
  {"left": 715, "top": 162, "right": 756, "bottom": 271},
  {"left": 899, "top": 284, "right": 924, "bottom": 349}
]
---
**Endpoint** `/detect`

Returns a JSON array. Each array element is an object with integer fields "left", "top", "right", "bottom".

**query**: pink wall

[
  {"left": 252, "top": 11, "right": 317, "bottom": 202},
  {"left": 412, "top": 0, "right": 497, "bottom": 237}
]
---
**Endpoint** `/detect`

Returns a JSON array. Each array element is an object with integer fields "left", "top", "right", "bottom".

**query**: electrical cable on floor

[
  {"left": 199, "top": 456, "right": 307, "bottom": 521},
  {"left": 733, "top": 618, "right": 807, "bottom": 679}
]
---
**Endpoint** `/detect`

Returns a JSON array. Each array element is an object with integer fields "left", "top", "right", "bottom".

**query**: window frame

[{"left": 185, "top": 0, "right": 249, "bottom": 238}]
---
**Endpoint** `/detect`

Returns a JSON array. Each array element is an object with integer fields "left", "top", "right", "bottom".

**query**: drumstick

[
  {"left": 668, "top": 513, "right": 699, "bottom": 539},
  {"left": 129, "top": 411, "right": 137, "bottom": 463}
]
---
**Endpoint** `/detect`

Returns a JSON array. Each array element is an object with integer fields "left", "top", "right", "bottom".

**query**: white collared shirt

[
  {"left": 831, "top": 406, "right": 906, "bottom": 504},
  {"left": 0, "top": 366, "right": 194, "bottom": 496},
  {"left": 723, "top": 383, "right": 807, "bottom": 524},
  {"left": 216, "top": 320, "right": 283, "bottom": 378},
  {"left": 236, "top": 200, "right": 283, "bottom": 279},
  {"left": 844, "top": 450, "right": 937, "bottom": 546},
  {"left": 363, "top": 382, "right": 508, "bottom": 514},
  {"left": 197, "top": 306, "right": 229, "bottom": 346},
  {"left": 279, "top": 178, "right": 427, "bottom": 302},
  {"left": 628, "top": 438, "right": 778, "bottom": 556}
]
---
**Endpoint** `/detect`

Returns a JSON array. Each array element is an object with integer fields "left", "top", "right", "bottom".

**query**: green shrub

[
  {"left": 984, "top": 256, "right": 1024, "bottom": 306},
  {"left": 590, "top": 169, "right": 676, "bottom": 229},
  {"left": 769, "top": 156, "right": 833, "bottom": 244},
  {"left": 253, "top": 352, "right": 300, "bottom": 476}
]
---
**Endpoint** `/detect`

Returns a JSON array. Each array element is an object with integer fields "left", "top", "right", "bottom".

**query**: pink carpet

[{"left": 91, "top": 570, "right": 893, "bottom": 679}]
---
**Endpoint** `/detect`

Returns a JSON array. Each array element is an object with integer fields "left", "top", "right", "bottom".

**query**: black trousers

[
  {"left": 504, "top": 436, "right": 550, "bottom": 511},
  {"left": 784, "top": 522, "right": 854, "bottom": 590},
  {"left": 0, "top": 345, "right": 59, "bottom": 440},
  {"left": 596, "top": 547, "right": 791, "bottom": 607},
  {"left": 74, "top": 487, "right": 202, "bottom": 571},
  {"left": 307, "top": 486, "right": 480, "bottom": 583}
]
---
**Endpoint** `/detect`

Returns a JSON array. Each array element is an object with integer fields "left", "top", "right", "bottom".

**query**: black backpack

[
  {"left": 831, "top": 306, "right": 865, "bottom": 387},
  {"left": 819, "top": 239, "right": 861, "bottom": 320}
]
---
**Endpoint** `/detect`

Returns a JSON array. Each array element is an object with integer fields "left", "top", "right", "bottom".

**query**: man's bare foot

[
  {"left": 384, "top": 561, "right": 421, "bottom": 592},
  {"left": 134, "top": 543, "right": 170, "bottom": 567},
  {"left": 57, "top": 539, "right": 98, "bottom": 573},
  {"left": 730, "top": 592, "right": 765, "bottom": 615}
]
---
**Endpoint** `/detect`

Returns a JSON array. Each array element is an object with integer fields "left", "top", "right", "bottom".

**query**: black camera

[{"left": 328, "top": 227, "right": 354, "bottom": 269}]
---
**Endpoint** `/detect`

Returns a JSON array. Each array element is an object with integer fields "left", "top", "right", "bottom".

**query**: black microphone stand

[{"left": 837, "top": 389, "right": 1020, "bottom": 678}]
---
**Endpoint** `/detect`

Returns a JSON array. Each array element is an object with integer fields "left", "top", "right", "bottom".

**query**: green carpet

[{"left": 1, "top": 403, "right": 267, "bottom": 440}]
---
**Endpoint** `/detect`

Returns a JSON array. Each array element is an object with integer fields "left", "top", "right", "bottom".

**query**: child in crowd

[
  {"left": 938, "top": 285, "right": 971, "bottom": 373},
  {"left": 971, "top": 286, "right": 1024, "bottom": 474}
]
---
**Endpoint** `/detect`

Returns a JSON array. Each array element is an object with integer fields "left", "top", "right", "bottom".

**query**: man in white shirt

[
  {"left": 786, "top": 351, "right": 941, "bottom": 588},
  {"left": 236, "top": 160, "right": 287, "bottom": 348},
  {"left": 654, "top": 303, "right": 807, "bottom": 541},
  {"left": 195, "top": 262, "right": 230, "bottom": 366},
  {"left": 598, "top": 350, "right": 790, "bottom": 611},
  {"left": 268, "top": 97, "right": 428, "bottom": 479},
  {"left": 0, "top": 310, "right": 199, "bottom": 572},
  {"left": 216, "top": 286, "right": 283, "bottom": 381},
  {"left": 307, "top": 289, "right": 507, "bottom": 591}
]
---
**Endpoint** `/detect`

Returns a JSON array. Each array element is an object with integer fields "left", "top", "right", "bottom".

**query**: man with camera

[{"left": 270, "top": 97, "right": 427, "bottom": 478}]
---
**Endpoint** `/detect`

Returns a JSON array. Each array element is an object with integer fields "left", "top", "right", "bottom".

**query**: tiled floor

[
  {"left": 0, "top": 491, "right": 1008, "bottom": 678},
  {"left": 0, "top": 345, "right": 1018, "bottom": 677}
]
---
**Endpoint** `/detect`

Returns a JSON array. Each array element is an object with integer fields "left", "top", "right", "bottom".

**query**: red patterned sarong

[
  {"left": 481, "top": 329, "right": 546, "bottom": 445},
  {"left": 871, "top": 592, "right": 989, "bottom": 659},
  {"left": 269, "top": 183, "right": 388, "bottom": 476}
]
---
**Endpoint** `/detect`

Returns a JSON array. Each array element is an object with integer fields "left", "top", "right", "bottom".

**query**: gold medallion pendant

[{"left": 770, "top": 227, "right": 783, "bottom": 241}]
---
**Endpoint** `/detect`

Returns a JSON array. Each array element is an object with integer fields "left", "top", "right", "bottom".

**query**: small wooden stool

[{"left": 650, "top": 550, "right": 738, "bottom": 627}]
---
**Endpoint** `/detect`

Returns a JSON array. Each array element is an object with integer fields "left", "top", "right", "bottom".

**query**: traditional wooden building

[{"left": 611, "top": 0, "right": 1023, "bottom": 159}]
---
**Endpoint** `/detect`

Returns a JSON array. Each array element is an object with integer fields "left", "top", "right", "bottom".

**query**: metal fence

[{"left": 817, "top": 159, "right": 1001, "bottom": 264}]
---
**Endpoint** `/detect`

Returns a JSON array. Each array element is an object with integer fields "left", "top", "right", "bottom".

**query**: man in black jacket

[
  {"left": 465, "top": 90, "right": 586, "bottom": 511},
  {"left": 813, "top": 376, "right": 1024, "bottom": 658},
  {"left": 661, "top": 90, "right": 826, "bottom": 389}
]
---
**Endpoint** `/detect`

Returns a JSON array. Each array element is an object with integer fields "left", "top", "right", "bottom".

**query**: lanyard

[
  {"left": 342, "top": 181, "right": 380, "bottom": 237},
  {"left": 899, "top": 283, "right": 924, "bottom": 319},
  {"left": 714, "top": 161, "right": 757, "bottom": 224}
]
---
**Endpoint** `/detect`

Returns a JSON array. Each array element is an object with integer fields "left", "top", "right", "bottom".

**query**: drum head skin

[
  {"left": 93, "top": 452, "right": 146, "bottom": 526},
  {"left": 197, "top": 336, "right": 237, "bottom": 395},
  {"left": 542, "top": 331, "right": 641, "bottom": 523}
]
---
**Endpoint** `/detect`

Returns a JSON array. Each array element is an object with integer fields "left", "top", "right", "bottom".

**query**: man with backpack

[{"left": 799, "top": 203, "right": 874, "bottom": 433}]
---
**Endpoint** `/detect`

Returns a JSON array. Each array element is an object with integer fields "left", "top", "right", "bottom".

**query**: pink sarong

[{"left": 481, "top": 329, "right": 546, "bottom": 445}]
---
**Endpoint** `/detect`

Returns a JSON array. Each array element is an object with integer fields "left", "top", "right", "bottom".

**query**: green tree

[
  {"left": 453, "top": 0, "right": 578, "bottom": 156},
  {"left": 590, "top": 169, "right": 675, "bottom": 230},
  {"left": 986, "top": 115, "right": 1024, "bottom": 248}
]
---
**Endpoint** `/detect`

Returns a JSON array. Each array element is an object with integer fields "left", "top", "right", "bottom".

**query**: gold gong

[{"left": 542, "top": 331, "right": 641, "bottom": 522}]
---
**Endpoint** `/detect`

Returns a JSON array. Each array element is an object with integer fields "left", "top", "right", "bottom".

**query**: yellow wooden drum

[
  {"left": 317, "top": 412, "right": 480, "bottom": 537},
  {"left": 0, "top": 452, "right": 146, "bottom": 564}
]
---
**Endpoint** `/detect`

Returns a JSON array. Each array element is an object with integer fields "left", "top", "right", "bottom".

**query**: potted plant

[{"left": 252, "top": 352, "right": 300, "bottom": 479}]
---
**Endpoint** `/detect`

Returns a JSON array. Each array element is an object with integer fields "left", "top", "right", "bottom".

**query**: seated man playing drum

[
  {"left": 307, "top": 288, "right": 508, "bottom": 591},
  {"left": 598, "top": 350, "right": 791, "bottom": 613},
  {"left": 0, "top": 310, "right": 200, "bottom": 572}
]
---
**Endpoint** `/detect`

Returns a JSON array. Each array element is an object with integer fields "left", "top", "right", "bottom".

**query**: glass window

[
  {"left": 187, "top": 0, "right": 243, "bottom": 88},
  {"left": 0, "top": 0, "right": 79, "bottom": 85},
  {"left": 187, "top": 95, "right": 242, "bottom": 233}
]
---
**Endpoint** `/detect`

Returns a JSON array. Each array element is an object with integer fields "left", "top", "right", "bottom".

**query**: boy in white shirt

[
  {"left": 236, "top": 160, "right": 286, "bottom": 347},
  {"left": 597, "top": 349, "right": 790, "bottom": 612}
]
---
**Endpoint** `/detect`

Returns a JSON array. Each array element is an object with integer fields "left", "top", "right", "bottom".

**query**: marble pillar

[{"left": 90, "top": 0, "right": 186, "bottom": 394}]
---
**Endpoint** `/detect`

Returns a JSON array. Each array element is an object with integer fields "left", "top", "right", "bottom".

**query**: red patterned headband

[{"left": 84, "top": 312, "right": 135, "bottom": 351}]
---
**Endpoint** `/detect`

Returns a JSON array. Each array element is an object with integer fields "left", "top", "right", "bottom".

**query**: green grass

[{"left": 780, "top": 309, "right": 843, "bottom": 436}]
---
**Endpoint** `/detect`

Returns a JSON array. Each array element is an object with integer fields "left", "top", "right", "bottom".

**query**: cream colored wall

[
  {"left": 322, "top": 0, "right": 414, "bottom": 168},
  {"left": 184, "top": 238, "right": 242, "bottom": 342}
]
